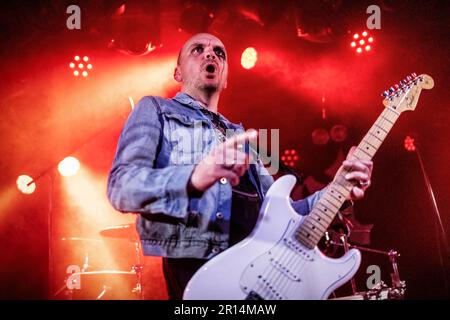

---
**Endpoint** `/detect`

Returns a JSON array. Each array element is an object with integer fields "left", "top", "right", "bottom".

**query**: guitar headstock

[{"left": 382, "top": 73, "right": 434, "bottom": 112}]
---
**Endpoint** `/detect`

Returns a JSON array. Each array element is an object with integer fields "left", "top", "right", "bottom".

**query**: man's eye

[
  {"left": 192, "top": 46, "right": 203, "bottom": 54},
  {"left": 215, "top": 48, "right": 226, "bottom": 59}
]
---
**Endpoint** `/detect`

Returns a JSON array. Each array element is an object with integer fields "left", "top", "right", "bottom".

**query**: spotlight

[
  {"left": 58, "top": 156, "right": 80, "bottom": 177},
  {"left": 281, "top": 149, "right": 299, "bottom": 167},
  {"left": 241, "top": 47, "right": 258, "bottom": 70},
  {"left": 404, "top": 136, "right": 416, "bottom": 152},
  {"left": 16, "top": 175, "right": 36, "bottom": 194},
  {"left": 70, "top": 56, "right": 92, "bottom": 78},
  {"left": 350, "top": 31, "right": 374, "bottom": 55}
]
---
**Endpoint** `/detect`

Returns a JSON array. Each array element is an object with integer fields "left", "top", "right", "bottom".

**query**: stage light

[
  {"left": 70, "top": 56, "right": 92, "bottom": 78},
  {"left": 16, "top": 175, "right": 36, "bottom": 194},
  {"left": 241, "top": 47, "right": 258, "bottom": 70},
  {"left": 351, "top": 31, "right": 374, "bottom": 55},
  {"left": 281, "top": 149, "right": 299, "bottom": 167},
  {"left": 404, "top": 136, "right": 416, "bottom": 152},
  {"left": 58, "top": 156, "right": 80, "bottom": 177}
]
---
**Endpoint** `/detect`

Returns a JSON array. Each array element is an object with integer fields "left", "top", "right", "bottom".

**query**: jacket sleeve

[{"left": 107, "top": 96, "right": 196, "bottom": 220}]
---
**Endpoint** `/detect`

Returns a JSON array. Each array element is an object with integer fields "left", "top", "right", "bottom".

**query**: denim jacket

[{"left": 107, "top": 93, "right": 326, "bottom": 259}]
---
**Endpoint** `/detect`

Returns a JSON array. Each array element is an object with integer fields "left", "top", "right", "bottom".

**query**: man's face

[{"left": 175, "top": 33, "right": 228, "bottom": 93}]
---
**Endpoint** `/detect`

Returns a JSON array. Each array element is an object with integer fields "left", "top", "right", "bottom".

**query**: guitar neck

[{"left": 295, "top": 105, "right": 401, "bottom": 249}]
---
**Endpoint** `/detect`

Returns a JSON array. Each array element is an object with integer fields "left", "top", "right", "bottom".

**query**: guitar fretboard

[{"left": 294, "top": 106, "right": 401, "bottom": 249}]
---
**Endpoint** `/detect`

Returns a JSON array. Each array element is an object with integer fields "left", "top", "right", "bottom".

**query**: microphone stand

[{"left": 415, "top": 146, "right": 449, "bottom": 297}]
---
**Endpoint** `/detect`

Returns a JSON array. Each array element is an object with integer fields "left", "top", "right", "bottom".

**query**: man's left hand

[{"left": 341, "top": 146, "right": 373, "bottom": 201}]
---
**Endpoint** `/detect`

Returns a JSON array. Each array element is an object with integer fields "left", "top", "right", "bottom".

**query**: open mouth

[{"left": 205, "top": 64, "right": 216, "bottom": 73}]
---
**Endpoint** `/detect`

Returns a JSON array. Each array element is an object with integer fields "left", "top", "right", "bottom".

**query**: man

[{"left": 107, "top": 33, "right": 373, "bottom": 299}]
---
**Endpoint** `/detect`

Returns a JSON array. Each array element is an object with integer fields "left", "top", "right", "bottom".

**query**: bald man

[{"left": 107, "top": 33, "right": 373, "bottom": 299}]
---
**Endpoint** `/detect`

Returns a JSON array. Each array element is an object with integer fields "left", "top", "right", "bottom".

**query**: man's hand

[
  {"left": 189, "top": 130, "right": 258, "bottom": 192},
  {"left": 341, "top": 146, "right": 373, "bottom": 201}
]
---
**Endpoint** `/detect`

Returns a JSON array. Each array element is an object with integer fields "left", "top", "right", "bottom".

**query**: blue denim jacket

[{"left": 107, "top": 93, "right": 325, "bottom": 259}]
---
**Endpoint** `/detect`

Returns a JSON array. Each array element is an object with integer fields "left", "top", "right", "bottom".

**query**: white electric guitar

[{"left": 184, "top": 74, "right": 434, "bottom": 300}]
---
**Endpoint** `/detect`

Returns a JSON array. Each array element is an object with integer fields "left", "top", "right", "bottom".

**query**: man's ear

[{"left": 174, "top": 66, "right": 182, "bottom": 82}]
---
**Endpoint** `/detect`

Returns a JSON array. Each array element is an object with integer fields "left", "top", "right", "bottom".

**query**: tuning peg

[
  {"left": 411, "top": 72, "right": 417, "bottom": 78},
  {"left": 400, "top": 80, "right": 406, "bottom": 86},
  {"left": 389, "top": 87, "right": 395, "bottom": 93},
  {"left": 406, "top": 76, "right": 412, "bottom": 81},
  {"left": 382, "top": 90, "right": 389, "bottom": 97},
  {"left": 394, "top": 84, "right": 399, "bottom": 90}
]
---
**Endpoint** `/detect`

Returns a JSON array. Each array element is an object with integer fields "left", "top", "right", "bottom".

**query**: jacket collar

[{"left": 172, "top": 92, "right": 243, "bottom": 130}]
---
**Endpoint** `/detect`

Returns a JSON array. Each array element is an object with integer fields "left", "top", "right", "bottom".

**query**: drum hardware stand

[
  {"left": 339, "top": 233, "right": 358, "bottom": 295},
  {"left": 329, "top": 237, "right": 406, "bottom": 299},
  {"left": 414, "top": 145, "right": 449, "bottom": 297},
  {"left": 131, "top": 240, "right": 144, "bottom": 299},
  {"left": 96, "top": 285, "right": 112, "bottom": 300}
]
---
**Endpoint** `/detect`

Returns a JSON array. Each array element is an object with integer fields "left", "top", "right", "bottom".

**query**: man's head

[{"left": 174, "top": 33, "right": 228, "bottom": 95}]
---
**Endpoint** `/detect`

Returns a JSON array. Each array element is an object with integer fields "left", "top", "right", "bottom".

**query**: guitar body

[{"left": 184, "top": 175, "right": 361, "bottom": 300}]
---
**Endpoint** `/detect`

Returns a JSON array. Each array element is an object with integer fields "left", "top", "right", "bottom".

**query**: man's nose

[{"left": 204, "top": 48, "right": 216, "bottom": 60}]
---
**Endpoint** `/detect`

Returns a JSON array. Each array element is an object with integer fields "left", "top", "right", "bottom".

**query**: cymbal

[
  {"left": 71, "top": 270, "right": 137, "bottom": 276},
  {"left": 99, "top": 224, "right": 138, "bottom": 240},
  {"left": 61, "top": 237, "right": 103, "bottom": 242}
]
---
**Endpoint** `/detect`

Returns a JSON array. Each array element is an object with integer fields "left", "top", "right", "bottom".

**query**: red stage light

[
  {"left": 58, "top": 157, "right": 80, "bottom": 177},
  {"left": 351, "top": 31, "right": 374, "bottom": 55},
  {"left": 70, "top": 56, "right": 92, "bottom": 78},
  {"left": 282, "top": 149, "right": 300, "bottom": 167},
  {"left": 404, "top": 136, "right": 416, "bottom": 152},
  {"left": 241, "top": 47, "right": 257, "bottom": 70}
]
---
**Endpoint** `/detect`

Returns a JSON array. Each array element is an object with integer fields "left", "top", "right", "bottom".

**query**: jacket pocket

[{"left": 163, "top": 112, "right": 213, "bottom": 165}]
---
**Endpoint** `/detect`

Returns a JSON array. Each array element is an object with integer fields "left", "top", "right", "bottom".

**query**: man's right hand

[{"left": 189, "top": 130, "right": 258, "bottom": 192}]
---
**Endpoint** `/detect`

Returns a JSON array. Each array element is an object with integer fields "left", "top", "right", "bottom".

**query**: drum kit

[{"left": 54, "top": 223, "right": 145, "bottom": 300}]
